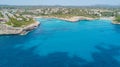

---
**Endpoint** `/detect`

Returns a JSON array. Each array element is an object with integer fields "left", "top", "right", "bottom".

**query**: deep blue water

[{"left": 0, "top": 18, "right": 120, "bottom": 67}]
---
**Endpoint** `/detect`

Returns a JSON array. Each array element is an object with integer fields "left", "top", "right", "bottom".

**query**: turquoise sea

[{"left": 0, "top": 18, "right": 120, "bottom": 67}]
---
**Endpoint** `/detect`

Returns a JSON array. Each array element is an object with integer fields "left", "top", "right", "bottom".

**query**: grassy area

[
  {"left": 0, "top": 12, "right": 3, "bottom": 18},
  {"left": 41, "top": 14, "right": 99, "bottom": 18},
  {"left": 115, "top": 16, "right": 120, "bottom": 22},
  {"left": 42, "top": 14, "right": 75, "bottom": 18},
  {"left": 6, "top": 17, "right": 34, "bottom": 27}
]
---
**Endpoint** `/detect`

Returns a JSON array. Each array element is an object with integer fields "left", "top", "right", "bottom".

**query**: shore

[
  {"left": 111, "top": 21, "right": 120, "bottom": 24},
  {"left": 0, "top": 16, "right": 118, "bottom": 35},
  {"left": 0, "top": 21, "right": 40, "bottom": 35},
  {"left": 35, "top": 16, "right": 118, "bottom": 24},
  {"left": 34, "top": 16, "right": 96, "bottom": 22}
]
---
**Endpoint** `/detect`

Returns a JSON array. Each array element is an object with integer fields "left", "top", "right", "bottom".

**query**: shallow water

[{"left": 0, "top": 18, "right": 120, "bottom": 67}]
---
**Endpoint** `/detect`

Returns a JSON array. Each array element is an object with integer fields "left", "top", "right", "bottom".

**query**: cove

[{"left": 0, "top": 18, "right": 120, "bottom": 67}]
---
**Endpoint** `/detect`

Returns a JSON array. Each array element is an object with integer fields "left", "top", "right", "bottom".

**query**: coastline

[
  {"left": 111, "top": 21, "right": 120, "bottom": 24},
  {"left": 34, "top": 16, "right": 96, "bottom": 22},
  {"left": 19, "top": 21, "right": 40, "bottom": 35},
  {"left": 0, "top": 16, "right": 119, "bottom": 35},
  {"left": 0, "top": 21, "right": 40, "bottom": 35},
  {"left": 35, "top": 16, "right": 118, "bottom": 24}
]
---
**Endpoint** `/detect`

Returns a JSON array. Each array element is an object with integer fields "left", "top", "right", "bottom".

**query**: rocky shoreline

[
  {"left": 111, "top": 21, "right": 120, "bottom": 24},
  {"left": 0, "top": 16, "right": 94, "bottom": 35},
  {"left": 0, "top": 16, "right": 118, "bottom": 35},
  {"left": 0, "top": 21, "right": 40, "bottom": 35}
]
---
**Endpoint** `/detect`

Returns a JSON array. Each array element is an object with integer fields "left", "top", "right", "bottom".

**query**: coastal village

[
  {"left": 1, "top": 0, "right": 120, "bottom": 66},
  {"left": 0, "top": 7, "right": 120, "bottom": 22},
  {"left": 0, "top": 9, "right": 33, "bottom": 25},
  {"left": 0, "top": 6, "right": 120, "bottom": 35}
]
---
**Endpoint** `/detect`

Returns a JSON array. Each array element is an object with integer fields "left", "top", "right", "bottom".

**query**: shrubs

[
  {"left": 115, "top": 16, "right": 120, "bottom": 22},
  {"left": 6, "top": 17, "right": 34, "bottom": 27},
  {"left": 0, "top": 12, "right": 3, "bottom": 18}
]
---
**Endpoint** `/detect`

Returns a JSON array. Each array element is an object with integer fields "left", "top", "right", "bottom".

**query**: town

[
  {"left": 0, "top": 6, "right": 120, "bottom": 27},
  {"left": 0, "top": 8, "right": 34, "bottom": 27}
]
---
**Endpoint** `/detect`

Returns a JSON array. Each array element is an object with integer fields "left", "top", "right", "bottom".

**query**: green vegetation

[
  {"left": 101, "top": 12, "right": 114, "bottom": 17},
  {"left": 39, "top": 13, "right": 99, "bottom": 18},
  {"left": 1, "top": 6, "right": 120, "bottom": 26},
  {"left": 0, "top": 12, "right": 3, "bottom": 18},
  {"left": 115, "top": 16, "right": 120, "bottom": 22},
  {"left": 6, "top": 17, "right": 34, "bottom": 27},
  {"left": 42, "top": 14, "right": 75, "bottom": 18},
  {"left": 42, "top": 14, "right": 99, "bottom": 18},
  {"left": 20, "top": 8, "right": 100, "bottom": 18}
]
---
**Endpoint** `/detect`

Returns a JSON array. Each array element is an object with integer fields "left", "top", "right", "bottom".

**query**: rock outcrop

[{"left": 0, "top": 21, "right": 40, "bottom": 35}]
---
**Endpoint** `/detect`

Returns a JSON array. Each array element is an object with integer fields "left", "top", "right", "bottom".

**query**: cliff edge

[{"left": 0, "top": 21, "right": 40, "bottom": 35}]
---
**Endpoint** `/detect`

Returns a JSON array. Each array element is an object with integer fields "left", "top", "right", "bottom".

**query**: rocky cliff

[{"left": 0, "top": 21, "right": 40, "bottom": 35}]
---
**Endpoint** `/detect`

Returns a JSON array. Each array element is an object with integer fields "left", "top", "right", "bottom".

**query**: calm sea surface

[{"left": 0, "top": 18, "right": 120, "bottom": 67}]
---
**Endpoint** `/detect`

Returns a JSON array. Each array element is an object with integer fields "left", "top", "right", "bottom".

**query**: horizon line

[{"left": 0, "top": 4, "right": 120, "bottom": 6}]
